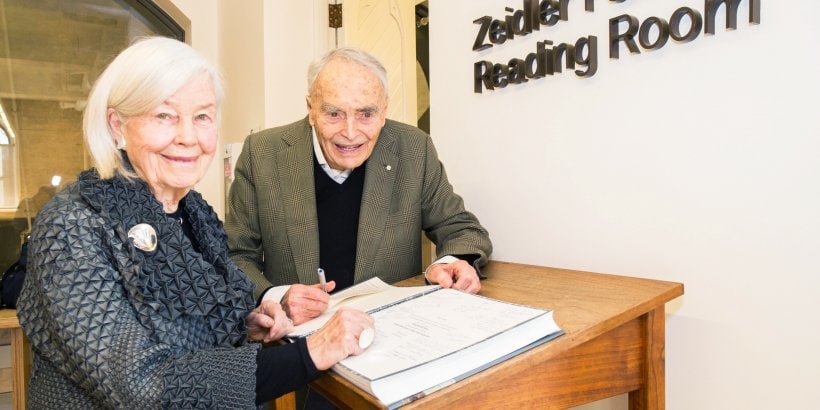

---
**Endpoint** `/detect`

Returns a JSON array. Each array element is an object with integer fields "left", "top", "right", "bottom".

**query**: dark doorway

[{"left": 415, "top": 2, "right": 430, "bottom": 133}]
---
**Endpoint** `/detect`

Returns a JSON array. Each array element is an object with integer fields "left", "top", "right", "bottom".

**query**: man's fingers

[
  {"left": 282, "top": 285, "right": 332, "bottom": 322},
  {"left": 429, "top": 261, "right": 481, "bottom": 293},
  {"left": 428, "top": 266, "right": 454, "bottom": 287},
  {"left": 324, "top": 280, "right": 337, "bottom": 293},
  {"left": 454, "top": 275, "right": 480, "bottom": 293},
  {"left": 286, "top": 297, "right": 328, "bottom": 325}
]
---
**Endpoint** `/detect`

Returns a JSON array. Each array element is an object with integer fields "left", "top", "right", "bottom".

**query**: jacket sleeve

[
  {"left": 420, "top": 134, "right": 493, "bottom": 269},
  {"left": 18, "top": 201, "right": 260, "bottom": 408},
  {"left": 226, "top": 137, "right": 272, "bottom": 299}
]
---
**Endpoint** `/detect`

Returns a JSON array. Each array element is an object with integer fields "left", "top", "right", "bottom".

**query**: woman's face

[{"left": 109, "top": 73, "right": 218, "bottom": 207}]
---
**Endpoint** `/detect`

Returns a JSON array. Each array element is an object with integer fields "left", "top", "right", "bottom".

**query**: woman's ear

[
  {"left": 107, "top": 108, "right": 122, "bottom": 135},
  {"left": 107, "top": 108, "right": 126, "bottom": 148}
]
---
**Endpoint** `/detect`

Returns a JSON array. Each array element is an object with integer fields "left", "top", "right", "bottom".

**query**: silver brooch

[{"left": 128, "top": 223, "right": 157, "bottom": 252}]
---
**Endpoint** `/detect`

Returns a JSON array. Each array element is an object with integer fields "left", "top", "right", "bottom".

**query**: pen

[{"left": 317, "top": 268, "right": 327, "bottom": 293}]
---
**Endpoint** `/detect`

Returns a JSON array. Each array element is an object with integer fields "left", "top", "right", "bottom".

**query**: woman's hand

[
  {"left": 306, "top": 307, "right": 375, "bottom": 370},
  {"left": 246, "top": 300, "right": 293, "bottom": 343}
]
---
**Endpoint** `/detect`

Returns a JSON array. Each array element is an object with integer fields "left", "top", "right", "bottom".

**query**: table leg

[
  {"left": 11, "top": 327, "right": 29, "bottom": 410},
  {"left": 629, "top": 306, "right": 666, "bottom": 410},
  {"left": 271, "top": 392, "right": 296, "bottom": 410}
]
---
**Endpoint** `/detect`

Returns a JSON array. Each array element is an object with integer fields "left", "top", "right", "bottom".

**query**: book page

[
  {"left": 287, "top": 277, "right": 440, "bottom": 338},
  {"left": 326, "top": 277, "right": 394, "bottom": 308},
  {"left": 336, "top": 288, "right": 550, "bottom": 380},
  {"left": 371, "top": 311, "right": 561, "bottom": 407}
]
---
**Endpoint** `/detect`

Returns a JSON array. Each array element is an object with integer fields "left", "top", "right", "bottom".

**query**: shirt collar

[{"left": 312, "top": 126, "right": 352, "bottom": 184}]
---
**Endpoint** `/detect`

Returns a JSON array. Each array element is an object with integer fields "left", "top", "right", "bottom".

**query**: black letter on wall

[{"left": 609, "top": 14, "right": 640, "bottom": 59}]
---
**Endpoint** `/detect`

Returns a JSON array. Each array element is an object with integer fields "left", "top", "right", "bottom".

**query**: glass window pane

[{"left": 0, "top": 0, "right": 182, "bottom": 273}]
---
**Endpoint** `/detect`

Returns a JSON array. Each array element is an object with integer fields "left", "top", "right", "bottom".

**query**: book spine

[{"left": 366, "top": 286, "right": 442, "bottom": 315}]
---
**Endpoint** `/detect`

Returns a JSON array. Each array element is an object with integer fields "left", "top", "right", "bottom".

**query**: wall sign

[{"left": 473, "top": 0, "right": 761, "bottom": 93}]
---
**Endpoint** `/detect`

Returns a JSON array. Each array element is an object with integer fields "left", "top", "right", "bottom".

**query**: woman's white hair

[
  {"left": 83, "top": 36, "right": 224, "bottom": 179},
  {"left": 307, "top": 47, "right": 389, "bottom": 98}
]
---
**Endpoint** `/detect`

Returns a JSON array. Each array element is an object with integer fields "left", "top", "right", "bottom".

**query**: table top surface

[
  {"left": 316, "top": 260, "right": 685, "bottom": 407},
  {"left": 406, "top": 260, "right": 685, "bottom": 354},
  {"left": 0, "top": 309, "right": 20, "bottom": 329}
]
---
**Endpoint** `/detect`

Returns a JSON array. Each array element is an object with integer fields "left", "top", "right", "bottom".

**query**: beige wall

[{"left": 169, "top": 0, "right": 324, "bottom": 219}]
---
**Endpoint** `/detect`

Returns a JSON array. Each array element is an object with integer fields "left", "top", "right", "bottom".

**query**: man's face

[{"left": 308, "top": 58, "right": 387, "bottom": 171}]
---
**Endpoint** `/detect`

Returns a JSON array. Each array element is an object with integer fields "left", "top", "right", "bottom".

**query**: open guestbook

[{"left": 286, "top": 277, "right": 564, "bottom": 408}]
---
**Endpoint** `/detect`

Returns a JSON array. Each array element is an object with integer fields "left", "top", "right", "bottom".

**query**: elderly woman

[{"left": 17, "top": 37, "right": 374, "bottom": 408}]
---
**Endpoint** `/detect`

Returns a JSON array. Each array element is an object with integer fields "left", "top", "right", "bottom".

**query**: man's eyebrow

[
  {"left": 319, "top": 103, "right": 379, "bottom": 114},
  {"left": 357, "top": 106, "right": 378, "bottom": 113},
  {"left": 320, "top": 103, "right": 341, "bottom": 112}
]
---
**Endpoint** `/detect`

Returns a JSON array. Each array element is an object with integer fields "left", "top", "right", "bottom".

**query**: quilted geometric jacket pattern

[{"left": 18, "top": 168, "right": 261, "bottom": 409}]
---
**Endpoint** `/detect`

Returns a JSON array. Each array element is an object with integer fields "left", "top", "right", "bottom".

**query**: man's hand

[
  {"left": 246, "top": 300, "right": 292, "bottom": 343},
  {"left": 425, "top": 260, "right": 481, "bottom": 294},
  {"left": 281, "top": 281, "right": 337, "bottom": 325}
]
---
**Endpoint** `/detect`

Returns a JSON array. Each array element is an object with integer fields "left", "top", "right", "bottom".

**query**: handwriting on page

[{"left": 287, "top": 277, "right": 439, "bottom": 338}]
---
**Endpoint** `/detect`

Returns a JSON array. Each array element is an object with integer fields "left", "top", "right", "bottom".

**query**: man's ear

[{"left": 306, "top": 96, "right": 315, "bottom": 126}]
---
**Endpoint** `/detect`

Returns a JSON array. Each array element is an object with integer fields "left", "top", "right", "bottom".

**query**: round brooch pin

[{"left": 128, "top": 223, "right": 158, "bottom": 252}]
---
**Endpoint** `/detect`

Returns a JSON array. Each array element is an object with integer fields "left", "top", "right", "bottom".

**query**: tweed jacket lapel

[
  {"left": 276, "top": 120, "right": 321, "bottom": 284},
  {"left": 355, "top": 125, "right": 399, "bottom": 283}
]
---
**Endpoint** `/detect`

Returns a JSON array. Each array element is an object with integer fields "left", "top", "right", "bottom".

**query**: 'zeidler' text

[{"left": 473, "top": 0, "right": 761, "bottom": 93}]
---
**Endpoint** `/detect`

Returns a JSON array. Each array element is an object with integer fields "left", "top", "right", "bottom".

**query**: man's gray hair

[{"left": 307, "top": 47, "right": 389, "bottom": 98}]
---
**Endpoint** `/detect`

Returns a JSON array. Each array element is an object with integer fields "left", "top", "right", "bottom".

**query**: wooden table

[
  {"left": 0, "top": 309, "right": 29, "bottom": 410},
  {"left": 304, "top": 261, "right": 684, "bottom": 409}
]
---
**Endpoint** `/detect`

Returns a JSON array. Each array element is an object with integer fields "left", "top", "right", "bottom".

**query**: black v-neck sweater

[{"left": 313, "top": 155, "right": 366, "bottom": 291}]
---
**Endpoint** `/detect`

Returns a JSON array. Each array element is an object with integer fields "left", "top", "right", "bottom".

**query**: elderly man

[{"left": 226, "top": 47, "right": 492, "bottom": 325}]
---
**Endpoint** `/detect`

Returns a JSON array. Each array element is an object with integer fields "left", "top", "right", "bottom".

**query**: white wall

[
  {"left": 217, "top": 1, "right": 266, "bottom": 143},
  {"left": 431, "top": 1, "right": 819, "bottom": 409},
  {"left": 214, "top": 0, "right": 322, "bottom": 139},
  {"left": 262, "top": 1, "right": 327, "bottom": 128},
  {"left": 169, "top": 0, "right": 323, "bottom": 218}
]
